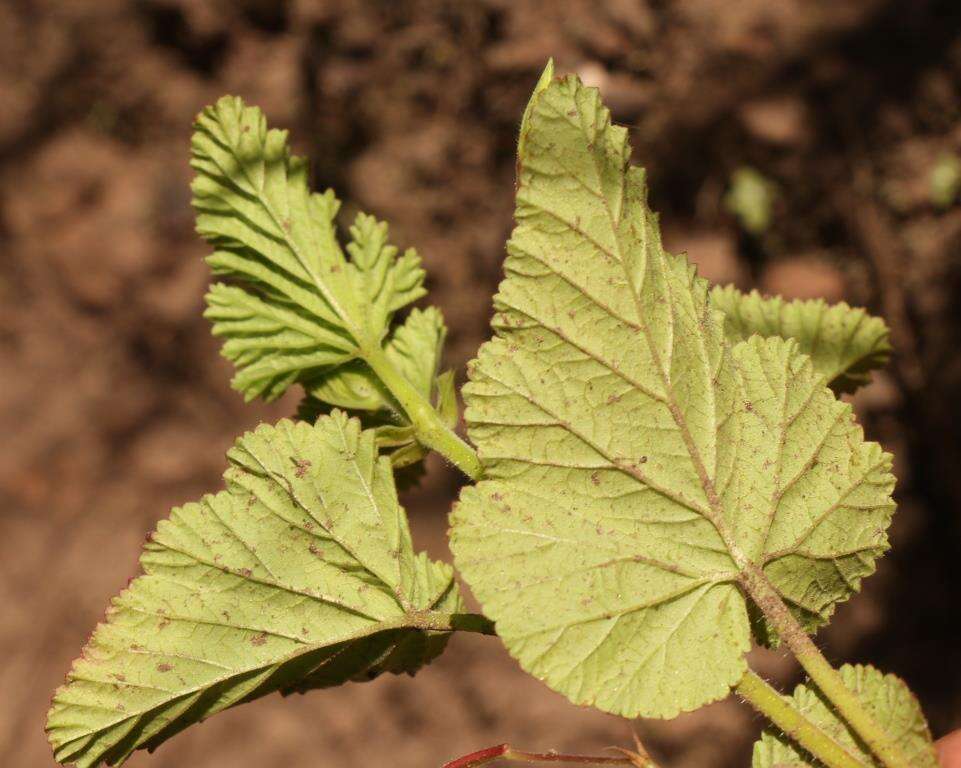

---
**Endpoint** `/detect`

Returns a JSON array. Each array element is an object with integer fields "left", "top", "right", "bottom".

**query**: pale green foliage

[
  {"left": 192, "top": 96, "right": 439, "bottom": 411},
  {"left": 710, "top": 286, "right": 891, "bottom": 395},
  {"left": 450, "top": 74, "right": 895, "bottom": 718},
  {"left": 753, "top": 665, "right": 938, "bottom": 768},
  {"left": 725, "top": 167, "right": 776, "bottom": 234},
  {"left": 48, "top": 69, "right": 916, "bottom": 768},
  {"left": 46, "top": 413, "right": 461, "bottom": 768}
]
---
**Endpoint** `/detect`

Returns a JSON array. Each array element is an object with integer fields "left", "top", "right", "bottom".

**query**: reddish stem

[{"left": 442, "top": 744, "right": 636, "bottom": 768}]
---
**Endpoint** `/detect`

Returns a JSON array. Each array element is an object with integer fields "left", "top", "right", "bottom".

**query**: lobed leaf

[
  {"left": 192, "top": 96, "right": 440, "bottom": 411},
  {"left": 711, "top": 286, "right": 891, "bottom": 395},
  {"left": 47, "top": 413, "right": 461, "bottom": 767},
  {"left": 753, "top": 664, "right": 937, "bottom": 768},
  {"left": 450, "top": 72, "right": 895, "bottom": 718}
]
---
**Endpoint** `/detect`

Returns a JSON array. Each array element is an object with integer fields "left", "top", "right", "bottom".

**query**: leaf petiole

[
  {"left": 414, "top": 611, "right": 497, "bottom": 635},
  {"left": 736, "top": 669, "right": 867, "bottom": 768},
  {"left": 739, "top": 564, "right": 910, "bottom": 768},
  {"left": 363, "top": 344, "right": 483, "bottom": 479}
]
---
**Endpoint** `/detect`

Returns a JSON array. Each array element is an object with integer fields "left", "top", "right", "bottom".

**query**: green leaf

[
  {"left": 711, "top": 286, "right": 891, "bottom": 395},
  {"left": 47, "top": 413, "right": 462, "bottom": 768},
  {"left": 450, "top": 74, "right": 895, "bottom": 719},
  {"left": 753, "top": 664, "right": 937, "bottom": 768},
  {"left": 192, "top": 96, "right": 432, "bottom": 404},
  {"left": 519, "top": 58, "right": 555, "bottom": 156}
]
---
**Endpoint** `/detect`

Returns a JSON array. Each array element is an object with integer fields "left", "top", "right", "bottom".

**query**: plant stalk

[
  {"left": 442, "top": 743, "right": 638, "bottom": 768},
  {"left": 363, "top": 345, "right": 483, "bottom": 480},
  {"left": 739, "top": 564, "right": 909, "bottom": 768},
  {"left": 736, "top": 669, "right": 867, "bottom": 768}
]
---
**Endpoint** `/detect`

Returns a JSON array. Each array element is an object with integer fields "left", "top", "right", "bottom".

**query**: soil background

[{"left": 3, "top": 1, "right": 961, "bottom": 767}]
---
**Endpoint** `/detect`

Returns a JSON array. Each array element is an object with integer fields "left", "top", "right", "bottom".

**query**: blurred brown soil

[{"left": 3, "top": 2, "right": 961, "bottom": 767}]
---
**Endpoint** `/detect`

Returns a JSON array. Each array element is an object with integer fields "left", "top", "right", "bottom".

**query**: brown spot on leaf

[
  {"left": 251, "top": 632, "right": 268, "bottom": 646},
  {"left": 293, "top": 458, "right": 311, "bottom": 478},
  {"left": 590, "top": 471, "right": 601, "bottom": 486},
  {"left": 156, "top": 663, "right": 173, "bottom": 673}
]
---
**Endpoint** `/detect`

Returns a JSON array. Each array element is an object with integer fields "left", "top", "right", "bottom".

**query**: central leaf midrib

[
  {"left": 557, "top": 92, "right": 736, "bottom": 563},
  {"left": 332, "top": 417, "right": 412, "bottom": 609},
  {"left": 206, "top": 122, "right": 365, "bottom": 350}
]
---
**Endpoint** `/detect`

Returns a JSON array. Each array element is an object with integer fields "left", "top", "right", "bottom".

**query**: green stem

[
  {"left": 363, "top": 346, "right": 483, "bottom": 480},
  {"left": 736, "top": 669, "right": 867, "bottom": 768},
  {"left": 739, "top": 564, "right": 909, "bottom": 768}
]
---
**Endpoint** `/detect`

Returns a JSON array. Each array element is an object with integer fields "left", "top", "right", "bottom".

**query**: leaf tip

[{"left": 518, "top": 58, "right": 557, "bottom": 156}]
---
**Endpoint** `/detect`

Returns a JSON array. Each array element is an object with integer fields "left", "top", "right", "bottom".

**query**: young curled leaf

[
  {"left": 46, "top": 413, "right": 461, "bottom": 768},
  {"left": 753, "top": 664, "right": 937, "bottom": 768},
  {"left": 450, "top": 73, "right": 895, "bottom": 719}
]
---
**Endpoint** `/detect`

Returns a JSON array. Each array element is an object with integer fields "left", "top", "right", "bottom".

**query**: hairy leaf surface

[
  {"left": 450, "top": 73, "right": 895, "bottom": 718},
  {"left": 753, "top": 664, "right": 937, "bottom": 768},
  {"left": 711, "top": 286, "right": 891, "bottom": 394},
  {"left": 47, "top": 413, "right": 461, "bottom": 767},
  {"left": 192, "top": 96, "right": 442, "bottom": 414}
]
